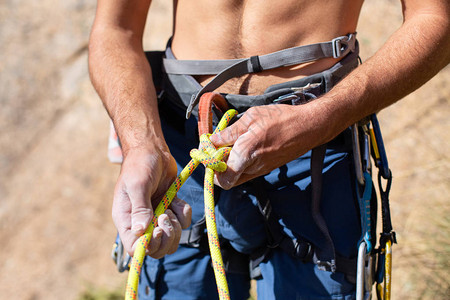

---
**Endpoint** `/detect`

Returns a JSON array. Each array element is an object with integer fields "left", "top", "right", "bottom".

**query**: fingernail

[
  {"left": 210, "top": 134, "right": 220, "bottom": 144},
  {"left": 221, "top": 174, "right": 234, "bottom": 189},
  {"left": 163, "top": 218, "right": 171, "bottom": 227},
  {"left": 183, "top": 204, "right": 191, "bottom": 215}
]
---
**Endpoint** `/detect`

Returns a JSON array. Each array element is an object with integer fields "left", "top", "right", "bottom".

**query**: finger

[
  {"left": 165, "top": 209, "right": 182, "bottom": 254},
  {"left": 209, "top": 118, "right": 248, "bottom": 147},
  {"left": 148, "top": 214, "right": 175, "bottom": 259},
  {"left": 170, "top": 197, "right": 192, "bottom": 229},
  {"left": 112, "top": 181, "right": 138, "bottom": 256},
  {"left": 146, "top": 227, "right": 163, "bottom": 257},
  {"left": 234, "top": 172, "right": 259, "bottom": 187},
  {"left": 214, "top": 166, "right": 240, "bottom": 190},
  {"left": 214, "top": 150, "right": 243, "bottom": 189},
  {"left": 126, "top": 179, "right": 153, "bottom": 236},
  {"left": 214, "top": 132, "right": 255, "bottom": 189}
]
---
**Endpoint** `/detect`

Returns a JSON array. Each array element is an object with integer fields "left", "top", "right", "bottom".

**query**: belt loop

[{"left": 250, "top": 55, "right": 262, "bottom": 73}]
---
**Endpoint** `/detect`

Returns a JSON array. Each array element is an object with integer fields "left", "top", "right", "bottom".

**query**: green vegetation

[{"left": 78, "top": 287, "right": 124, "bottom": 300}]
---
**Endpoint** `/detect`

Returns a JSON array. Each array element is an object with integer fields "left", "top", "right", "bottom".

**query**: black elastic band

[{"left": 250, "top": 55, "right": 262, "bottom": 73}]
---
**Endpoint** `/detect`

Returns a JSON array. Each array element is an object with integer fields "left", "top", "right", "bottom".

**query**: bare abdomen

[{"left": 170, "top": 0, "right": 364, "bottom": 94}]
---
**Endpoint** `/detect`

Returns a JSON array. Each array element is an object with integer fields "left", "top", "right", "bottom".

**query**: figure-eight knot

[{"left": 190, "top": 134, "right": 231, "bottom": 173}]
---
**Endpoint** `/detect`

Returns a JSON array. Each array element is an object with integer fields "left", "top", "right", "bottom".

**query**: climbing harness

[
  {"left": 109, "top": 33, "right": 396, "bottom": 299},
  {"left": 124, "top": 99, "right": 237, "bottom": 300},
  {"left": 162, "top": 33, "right": 357, "bottom": 118}
]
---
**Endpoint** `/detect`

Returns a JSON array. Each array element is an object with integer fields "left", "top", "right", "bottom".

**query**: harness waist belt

[{"left": 162, "top": 33, "right": 357, "bottom": 118}]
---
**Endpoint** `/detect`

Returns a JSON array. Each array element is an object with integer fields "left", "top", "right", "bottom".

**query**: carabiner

[
  {"left": 351, "top": 124, "right": 365, "bottom": 186},
  {"left": 111, "top": 233, "right": 131, "bottom": 273}
]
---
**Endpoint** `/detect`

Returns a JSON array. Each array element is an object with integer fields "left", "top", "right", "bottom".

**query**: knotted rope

[{"left": 125, "top": 109, "right": 237, "bottom": 300}]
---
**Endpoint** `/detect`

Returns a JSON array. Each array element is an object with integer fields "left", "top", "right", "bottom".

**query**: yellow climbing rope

[
  {"left": 384, "top": 240, "right": 392, "bottom": 300},
  {"left": 376, "top": 239, "right": 392, "bottom": 300},
  {"left": 125, "top": 109, "right": 238, "bottom": 300}
]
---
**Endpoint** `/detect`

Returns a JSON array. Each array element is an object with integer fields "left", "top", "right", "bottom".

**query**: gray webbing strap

[
  {"left": 162, "top": 34, "right": 356, "bottom": 118},
  {"left": 164, "top": 34, "right": 356, "bottom": 75}
]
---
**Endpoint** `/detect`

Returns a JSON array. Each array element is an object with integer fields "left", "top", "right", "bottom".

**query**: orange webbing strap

[{"left": 198, "top": 92, "right": 229, "bottom": 136}]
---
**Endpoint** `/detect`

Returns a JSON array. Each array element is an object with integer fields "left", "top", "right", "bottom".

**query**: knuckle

[
  {"left": 165, "top": 209, "right": 175, "bottom": 219},
  {"left": 127, "top": 177, "right": 148, "bottom": 193},
  {"left": 182, "top": 206, "right": 192, "bottom": 229},
  {"left": 131, "top": 206, "right": 152, "bottom": 217},
  {"left": 246, "top": 106, "right": 258, "bottom": 117}
]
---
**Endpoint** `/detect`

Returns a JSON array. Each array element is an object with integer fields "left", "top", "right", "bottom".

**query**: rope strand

[{"left": 125, "top": 109, "right": 237, "bottom": 300}]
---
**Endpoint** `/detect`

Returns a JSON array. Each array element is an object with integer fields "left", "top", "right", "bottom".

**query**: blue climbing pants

[{"left": 138, "top": 45, "right": 361, "bottom": 300}]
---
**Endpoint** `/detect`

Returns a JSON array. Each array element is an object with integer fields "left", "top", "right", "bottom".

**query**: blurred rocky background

[{"left": 0, "top": 0, "right": 448, "bottom": 299}]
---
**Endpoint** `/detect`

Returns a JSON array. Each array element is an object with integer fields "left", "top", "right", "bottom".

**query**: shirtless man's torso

[
  {"left": 88, "top": 0, "right": 449, "bottom": 297},
  {"left": 172, "top": 0, "right": 364, "bottom": 94}
]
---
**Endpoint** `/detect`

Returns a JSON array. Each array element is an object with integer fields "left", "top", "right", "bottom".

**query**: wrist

[
  {"left": 295, "top": 95, "right": 352, "bottom": 146},
  {"left": 122, "top": 136, "right": 171, "bottom": 164},
  {"left": 114, "top": 108, "right": 166, "bottom": 157}
]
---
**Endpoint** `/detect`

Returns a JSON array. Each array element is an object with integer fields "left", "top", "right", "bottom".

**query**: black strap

[
  {"left": 179, "top": 216, "right": 208, "bottom": 250},
  {"left": 180, "top": 218, "right": 251, "bottom": 276},
  {"left": 378, "top": 169, "right": 397, "bottom": 245},
  {"left": 251, "top": 177, "right": 314, "bottom": 261},
  {"left": 144, "top": 51, "right": 164, "bottom": 91},
  {"left": 249, "top": 165, "right": 358, "bottom": 277},
  {"left": 310, "top": 144, "right": 337, "bottom": 272}
]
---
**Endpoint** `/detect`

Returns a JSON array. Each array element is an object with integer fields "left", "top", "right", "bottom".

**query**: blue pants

[{"left": 138, "top": 49, "right": 361, "bottom": 300}]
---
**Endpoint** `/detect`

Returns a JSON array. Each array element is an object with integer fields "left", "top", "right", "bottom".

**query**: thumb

[
  {"left": 210, "top": 121, "right": 247, "bottom": 148},
  {"left": 129, "top": 187, "right": 153, "bottom": 235}
]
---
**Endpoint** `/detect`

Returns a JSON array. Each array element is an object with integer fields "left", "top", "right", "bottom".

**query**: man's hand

[
  {"left": 112, "top": 147, "right": 192, "bottom": 258},
  {"left": 210, "top": 103, "right": 333, "bottom": 189},
  {"left": 89, "top": 0, "right": 194, "bottom": 259}
]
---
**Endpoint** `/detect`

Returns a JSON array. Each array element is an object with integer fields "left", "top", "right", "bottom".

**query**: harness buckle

[
  {"left": 332, "top": 37, "right": 343, "bottom": 58},
  {"left": 380, "top": 231, "right": 397, "bottom": 246},
  {"left": 316, "top": 259, "right": 337, "bottom": 273},
  {"left": 332, "top": 34, "right": 355, "bottom": 59},
  {"left": 294, "top": 240, "right": 314, "bottom": 263}
]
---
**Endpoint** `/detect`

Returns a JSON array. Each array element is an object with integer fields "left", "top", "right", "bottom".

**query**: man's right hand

[
  {"left": 112, "top": 147, "right": 192, "bottom": 258},
  {"left": 89, "top": 0, "right": 192, "bottom": 259}
]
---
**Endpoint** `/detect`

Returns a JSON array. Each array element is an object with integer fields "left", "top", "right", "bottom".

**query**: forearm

[
  {"left": 315, "top": 4, "right": 450, "bottom": 143},
  {"left": 89, "top": 26, "right": 165, "bottom": 155}
]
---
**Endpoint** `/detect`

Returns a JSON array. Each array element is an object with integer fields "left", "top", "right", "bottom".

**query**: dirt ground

[{"left": 0, "top": 0, "right": 448, "bottom": 299}]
